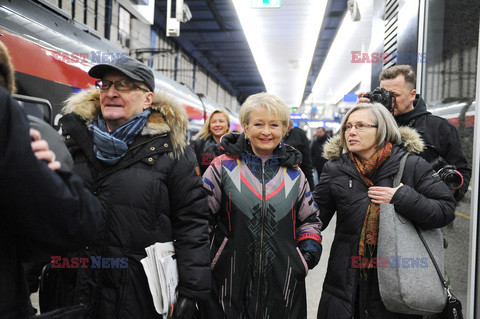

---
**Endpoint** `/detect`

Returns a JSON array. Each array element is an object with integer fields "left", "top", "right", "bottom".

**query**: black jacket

[
  {"left": 190, "top": 135, "right": 222, "bottom": 176},
  {"left": 0, "top": 86, "right": 101, "bottom": 319},
  {"left": 395, "top": 95, "right": 471, "bottom": 201},
  {"left": 313, "top": 127, "right": 456, "bottom": 319},
  {"left": 283, "top": 126, "right": 315, "bottom": 189},
  {"left": 311, "top": 134, "right": 328, "bottom": 176},
  {"left": 53, "top": 89, "right": 210, "bottom": 317}
]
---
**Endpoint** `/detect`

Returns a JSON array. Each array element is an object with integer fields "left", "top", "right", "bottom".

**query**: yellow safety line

[{"left": 455, "top": 211, "right": 470, "bottom": 219}]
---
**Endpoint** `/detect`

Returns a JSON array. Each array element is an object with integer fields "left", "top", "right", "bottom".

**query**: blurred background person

[
  {"left": 41, "top": 57, "right": 210, "bottom": 318},
  {"left": 201, "top": 92, "right": 323, "bottom": 318},
  {"left": 191, "top": 109, "right": 231, "bottom": 175},
  {"left": 0, "top": 60, "right": 101, "bottom": 318},
  {"left": 311, "top": 126, "right": 328, "bottom": 183},
  {"left": 314, "top": 103, "right": 455, "bottom": 318},
  {"left": 283, "top": 120, "right": 315, "bottom": 189}
]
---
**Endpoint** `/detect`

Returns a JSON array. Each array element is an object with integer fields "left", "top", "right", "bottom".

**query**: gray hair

[
  {"left": 239, "top": 92, "right": 290, "bottom": 136},
  {"left": 340, "top": 102, "right": 401, "bottom": 152}
]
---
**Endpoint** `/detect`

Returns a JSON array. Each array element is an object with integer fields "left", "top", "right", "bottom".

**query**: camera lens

[{"left": 440, "top": 169, "right": 463, "bottom": 190}]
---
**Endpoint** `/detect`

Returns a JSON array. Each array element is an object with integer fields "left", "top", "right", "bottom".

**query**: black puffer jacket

[
  {"left": 395, "top": 95, "right": 471, "bottom": 201},
  {"left": 283, "top": 126, "right": 315, "bottom": 189},
  {"left": 314, "top": 127, "right": 456, "bottom": 319},
  {"left": 55, "top": 89, "right": 210, "bottom": 317},
  {"left": 0, "top": 87, "right": 101, "bottom": 319},
  {"left": 190, "top": 135, "right": 222, "bottom": 175}
]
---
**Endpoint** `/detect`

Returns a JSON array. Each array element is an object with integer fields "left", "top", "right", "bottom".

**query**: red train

[{"left": 0, "top": 0, "right": 241, "bottom": 135}]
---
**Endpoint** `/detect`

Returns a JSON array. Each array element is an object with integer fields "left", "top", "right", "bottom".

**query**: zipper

[{"left": 254, "top": 161, "right": 266, "bottom": 319}]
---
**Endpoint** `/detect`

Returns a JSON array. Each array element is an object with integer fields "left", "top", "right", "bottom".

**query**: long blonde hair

[{"left": 194, "top": 109, "right": 231, "bottom": 140}]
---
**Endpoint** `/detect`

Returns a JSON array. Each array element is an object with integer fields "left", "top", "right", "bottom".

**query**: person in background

[
  {"left": 0, "top": 39, "right": 73, "bottom": 171},
  {"left": 358, "top": 65, "right": 471, "bottom": 202},
  {"left": 311, "top": 126, "right": 328, "bottom": 178},
  {"left": 201, "top": 92, "right": 323, "bottom": 318},
  {"left": 283, "top": 120, "right": 315, "bottom": 189},
  {"left": 314, "top": 103, "right": 455, "bottom": 318},
  {"left": 191, "top": 109, "right": 231, "bottom": 175},
  {"left": 0, "top": 42, "right": 102, "bottom": 318},
  {"left": 0, "top": 38, "right": 75, "bottom": 306},
  {"left": 42, "top": 56, "right": 210, "bottom": 318}
]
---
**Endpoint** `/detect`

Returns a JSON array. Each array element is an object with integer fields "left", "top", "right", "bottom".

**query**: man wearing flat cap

[{"left": 41, "top": 56, "right": 211, "bottom": 318}]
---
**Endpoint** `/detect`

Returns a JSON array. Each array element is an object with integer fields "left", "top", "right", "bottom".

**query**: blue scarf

[{"left": 89, "top": 109, "right": 151, "bottom": 165}]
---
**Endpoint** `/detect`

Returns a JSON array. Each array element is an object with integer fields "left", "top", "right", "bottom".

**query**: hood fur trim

[
  {"left": 322, "top": 126, "right": 424, "bottom": 160},
  {"left": 62, "top": 88, "right": 188, "bottom": 157}
]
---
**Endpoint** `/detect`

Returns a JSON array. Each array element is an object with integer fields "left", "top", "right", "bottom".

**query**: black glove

[
  {"left": 173, "top": 295, "right": 196, "bottom": 319},
  {"left": 302, "top": 251, "right": 317, "bottom": 269}
]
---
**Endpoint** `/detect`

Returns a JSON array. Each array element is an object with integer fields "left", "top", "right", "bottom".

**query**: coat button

[
  {"left": 164, "top": 143, "right": 169, "bottom": 148},
  {"left": 148, "top": 157, "right": 154, "bottom": 163},
  {"left": 150, "top": 146, "right": 155, "bottom": 151},
  {"left": 66, "top": 135, "right": 71, "bottom": 139}
]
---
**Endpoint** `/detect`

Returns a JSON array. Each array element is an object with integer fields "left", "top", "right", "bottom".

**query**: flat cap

[{"left": 89, "top": 55, "right": 155, "bottom": 92}]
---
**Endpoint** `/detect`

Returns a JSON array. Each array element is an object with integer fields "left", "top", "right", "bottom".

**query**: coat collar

[
  {"left": 62, "top": 88, "right": 188, "bottom": 157},
  {"left": 323, "top": 126, "right": 424, "bottom": 161}
]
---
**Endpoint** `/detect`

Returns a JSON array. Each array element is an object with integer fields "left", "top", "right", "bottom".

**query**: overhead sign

[{"left": 251, "top": 0, "right": 281, "bottom": 8}]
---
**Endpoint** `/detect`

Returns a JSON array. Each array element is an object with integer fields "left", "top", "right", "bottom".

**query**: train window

[{"left": 12, "top": 94, "right": 53, "bottom": 126}]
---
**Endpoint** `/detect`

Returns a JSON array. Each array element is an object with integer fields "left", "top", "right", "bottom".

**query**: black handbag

[{"left": 415, "top": 225, "right": 463, "bottom": 319}]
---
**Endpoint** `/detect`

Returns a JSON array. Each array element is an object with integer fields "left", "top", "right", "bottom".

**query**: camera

[
  {"left": 363, "top": 87, "right": 395, "bottom": 113},
  {"left": 430, "top": 157, "right": 464, "bottom": 190}
]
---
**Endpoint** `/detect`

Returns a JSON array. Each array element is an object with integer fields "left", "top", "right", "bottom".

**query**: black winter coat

[
  {"left": 310, "top": 134, "right": 328, "bottom": 176},
  {"left": 313, "top": 127, "right": 456, "bottom": 319},
  {"left": 190, "top": 135, "right": 222, "bottom": 176},
  {"left": 395, "top": 95, "right": 471, "bottom": 201},
  {"left": 54, "top": 89, "right": 210, "bottom": 318},
  {"left": 283, "top": 126, "right": 315, "bottom": 189},
  {"left": 0, "top": 86, "right": 101, "bottom": 319}
]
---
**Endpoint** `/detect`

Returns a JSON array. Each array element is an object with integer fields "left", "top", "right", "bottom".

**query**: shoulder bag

[{"left": 377, "top": 153, "right": 450, "bottom": 315}]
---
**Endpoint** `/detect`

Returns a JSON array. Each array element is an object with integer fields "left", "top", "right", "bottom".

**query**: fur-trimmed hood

[
  {"left": 62, "top": 88, "right": 189, "bottom": 155},
  {"left": 322, "top": 126, "right": 424, "bottom": 161}
]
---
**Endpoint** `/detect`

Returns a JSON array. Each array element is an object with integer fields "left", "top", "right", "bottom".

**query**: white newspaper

[{"left": 141, "top": 241, "right": 178, "bottom": 318}]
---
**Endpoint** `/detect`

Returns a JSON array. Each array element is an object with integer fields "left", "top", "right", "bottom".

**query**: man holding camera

[{"left": 359, "top": 64, "right": 471, "bottom": 202}]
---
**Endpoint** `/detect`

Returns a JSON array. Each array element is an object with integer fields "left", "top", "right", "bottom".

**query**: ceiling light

[{"left": 232, "top": 0, "right": 327, "bottom": 107}]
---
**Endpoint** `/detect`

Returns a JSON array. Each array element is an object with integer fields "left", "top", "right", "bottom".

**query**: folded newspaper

[{"left": 141, "top": 242, "right": 178, "bottom": 318}]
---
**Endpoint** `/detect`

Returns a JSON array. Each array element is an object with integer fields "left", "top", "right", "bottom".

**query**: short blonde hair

[
  {"left": 340, "top": 103, "right": 401, "bottom": 152},
  {"left": 194, "top": 109, "right": 231, "bottom": 140},
  {"left": 239, "top": 92, "right": 290, "bottom": 136}
]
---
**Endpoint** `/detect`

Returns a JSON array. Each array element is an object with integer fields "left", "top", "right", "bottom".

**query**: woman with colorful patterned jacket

[{"left": 200, "top": 92, "right": 323, "bottom": 319}]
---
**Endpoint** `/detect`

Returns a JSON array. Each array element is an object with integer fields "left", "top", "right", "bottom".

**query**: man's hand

[
  {"left": 367, "top": 183, "right": 403, "bottom": 204},
  {"left": 357, "top": 92, "right": 370, "bottom": 104},
  {"left": 30, "top": 128, "right": 61, "bottom": 171}
]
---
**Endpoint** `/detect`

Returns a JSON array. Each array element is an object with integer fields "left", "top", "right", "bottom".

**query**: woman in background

[
  {"left": 314, "top": 103, "right": 455, "bottom": 318},
  {"left": 191, "top": 109, "right": 231, "bottom": 175},
  {"left": 201, "top": 92, "right": 323, "bottom": 318}
]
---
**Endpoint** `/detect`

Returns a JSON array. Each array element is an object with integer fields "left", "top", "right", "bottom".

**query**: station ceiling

[{"left": 154, "top": 0, "right": 347, "bottom": 105}]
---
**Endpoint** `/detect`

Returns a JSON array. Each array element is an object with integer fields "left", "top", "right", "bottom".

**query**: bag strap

[
  {"left": 414, "top": 224, "right": 457, "bottom": 302},
  {"left": 394, "top": 152, "right": 457, "bottom": 302},
  {"left": 392, "top": 153, "right": 409, "bottom": 187}
]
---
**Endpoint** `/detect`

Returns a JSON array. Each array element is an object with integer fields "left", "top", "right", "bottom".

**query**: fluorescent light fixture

[
  {"left": 310, "top": 0, "right": 374, "bottom": 105},
  {"left": 232, "top": 0, "right": 327, "bottom": 107}
]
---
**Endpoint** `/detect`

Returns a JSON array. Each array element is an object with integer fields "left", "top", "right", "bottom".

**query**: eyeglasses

[
  {"left": 95, "top": 80, "right": 149, "bottom": 92},
  {"left": 342, "top": 123, "right": 378, "bottom": 132}
]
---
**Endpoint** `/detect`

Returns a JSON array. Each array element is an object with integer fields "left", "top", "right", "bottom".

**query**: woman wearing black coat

[
  {"left": 313, "top": 103, "right": 456, "bottom": 319},
  {"left": 190, "top": 109, "right": 231, "bottom": 175}
]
